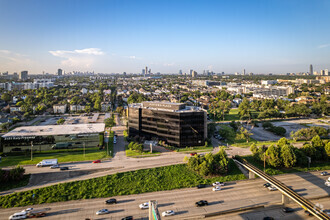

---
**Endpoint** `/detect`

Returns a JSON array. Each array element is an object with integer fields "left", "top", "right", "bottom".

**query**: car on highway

[
  {"left": 197, "top": 184, "right": 207, "bottom": 189},
  {"left": 105, "top": 198, "right": 117, "bottom": 204},
  {"left": 321, "top": 171, "right": 329, "bottom": 176},
  {"left": 195, "top": 200, "right": 208, "bottom": 207},
  {"left": 139, "top": 202, "right": 149, "bottom": 209},
  {"left": 50, "top": 164, "right": 60, "bottom": 169},
  {"left": 60, "top": 167, "right": 69, "bottom": 171},
  {"left": 267, "top": 185, "right": 277, "bottom": 191},
  {"left": 121, "top": 216, "right": 133, "bottom": 220},
  {"left": 212, "top": 186, "right": 221, "bottom": 191},
  {"left": 190, "top": 152, "right": 197, "bottom": 156},
  {"left": 282, "top": 207, "right": 295, "bottom": 213},
  {"left": 304, "top": 210, "right": 313, "bottom": 216},
  {"left": 212, "top": 182, "right": 225, "bottom": 186},
  {"left": 93, "top": 160, "right": 101, "bottom": 163},
  {"left": 162, "top": 210, "right": 175, "bottom": 217},
  {"left": 96, "top": 209, "right": 110, "bottom": 215},
  {"left": 263, "top": 183, "right": 271, "bottom": 188}
]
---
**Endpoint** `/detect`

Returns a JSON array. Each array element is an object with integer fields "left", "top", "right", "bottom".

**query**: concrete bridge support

[
  {"left": 282, "top": 194, "right": 291, "bottom": 205},
  {"left": 249, "top": 171, "right": 255, "bottom": 179}
]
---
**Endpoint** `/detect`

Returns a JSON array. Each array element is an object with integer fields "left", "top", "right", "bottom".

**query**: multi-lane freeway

[{"left": 0, "top": 170, "right": 329, "bottom": 220}]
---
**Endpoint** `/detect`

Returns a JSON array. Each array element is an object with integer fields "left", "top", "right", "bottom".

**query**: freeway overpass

[{"left": 234, "top": 157, "right": 330, "bottom": 220}]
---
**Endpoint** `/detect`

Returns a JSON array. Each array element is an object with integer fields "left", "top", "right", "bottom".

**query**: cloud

[
  {"left": 49, "top": 48, "right": 105, "bottom": 68},
  {"left": 318, "top": 44, "right": 330, "bottom": 49},
  {"left": 0, "top": 50, "right": 35, "bottom": 70},
  {"left": 163, "top": 63, "right": 175, "bottom": 66}
]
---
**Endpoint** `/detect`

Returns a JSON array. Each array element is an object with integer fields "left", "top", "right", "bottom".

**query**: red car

[
  {"left": 190, "top": 152, "right": 197, "bottom": 156},
  {"left": 93, "top": 160, "right": 101, "bottom": 163}
]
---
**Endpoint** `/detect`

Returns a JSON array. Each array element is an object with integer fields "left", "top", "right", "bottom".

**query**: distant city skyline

[{"left": 0, "top": 0, "right": 330, "bottom": 74}]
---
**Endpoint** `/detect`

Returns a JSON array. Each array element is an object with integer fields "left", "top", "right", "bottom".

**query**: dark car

[
  {"left": 60, "top": 167, "right": 69, "bottom": 170},
  {"left": 121, "top": 216, "right": 133, "bottom": 220},
  {"left": 304, "top": 210, "right": 313, "bottom": 216},
  {"left": 263, "top": 217, "right": 274, "bottom": 220},
  {"left": 282, "top": 207, "right": 295, "bottom": 213},
  {"left": 195, "top": 200, "right": 208, "bottom": 207},
  {"left": 263, "top": 183, "right": 271, "bottom": 188},
  {"left": 197, "top": 184, "right": 207, "bottom": 189},
  {"left": 105, "top": 198, "right": 117, "bottom": 204}
]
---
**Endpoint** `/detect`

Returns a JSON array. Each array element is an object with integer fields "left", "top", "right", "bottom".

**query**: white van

[{"left": 8, "top": 211, "right": 27, "bottom": 220}]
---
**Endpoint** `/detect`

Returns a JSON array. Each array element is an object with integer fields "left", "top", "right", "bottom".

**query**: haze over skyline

[{"left": 0, "top": 0, "right": 330, "bottom": 74}]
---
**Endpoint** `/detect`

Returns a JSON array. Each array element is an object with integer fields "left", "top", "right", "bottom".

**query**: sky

[{"left": 0, "top": 0, "right": 330, "bottom": 74}]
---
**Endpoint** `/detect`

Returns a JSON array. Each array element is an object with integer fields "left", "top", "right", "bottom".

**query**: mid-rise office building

[
  {"left": 58, "top": 68, "right": 63, "bottom": 76},
  {"left": 19, "top": 71, "right": 28, "bottom": 80},
  {"left": 128, "top": 101, "right": 207, "bottom": 148}
]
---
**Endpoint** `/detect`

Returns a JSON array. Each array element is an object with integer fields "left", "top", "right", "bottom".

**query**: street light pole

[{"left": 31, "top": 141, "right": 33, "bottom": 161}]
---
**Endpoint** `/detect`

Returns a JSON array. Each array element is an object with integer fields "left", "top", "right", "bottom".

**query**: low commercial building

[
  {"left": 53, "top": 104, "right": 67, "bottom": 114},
  {"left": 128, "top": 101, "right": 207, "bottom": 148},
  {"left": 1, "top": 123, "right": 105, "bottom": 153}
]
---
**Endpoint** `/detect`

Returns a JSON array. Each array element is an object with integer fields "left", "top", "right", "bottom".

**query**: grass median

[
  {"left": 0, "top": 148, "right": 107, "bottom": 167},
  {"left": 0, "top": 160, "right": 246, "bottom": 208}
]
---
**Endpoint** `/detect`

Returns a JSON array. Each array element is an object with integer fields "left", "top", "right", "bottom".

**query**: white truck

[
  {"left": 9, "top": 208, "right": 50, "bottom": 219},
  {"left": 36, "top": 159, "right": 58, "bottom": 167},
  {"left": 325, "top": 177, "right": 330, "bottom": 187}
]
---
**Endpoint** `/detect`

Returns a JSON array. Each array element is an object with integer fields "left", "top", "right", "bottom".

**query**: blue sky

[{"left": 0, "top": 0, "right": 330, "bottom": 74}]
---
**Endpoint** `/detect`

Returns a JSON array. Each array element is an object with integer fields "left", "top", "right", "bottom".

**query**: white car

[
  {"left": 50, "top": 164, "right": 59, "bottom": 169},
  {"left": 325, "top": 181, "right": 330, "bottom": 187},
  {"left": 268, "top": 185, "right": 277, "bottom": 191},
  {"left": 162, "top": 210, "right": 175, "bottom": 217},
  {"left": 96, "top": 209, "right": 110, "bottom": 215},
  {"left": 22, "top": 208, "right": 33, "bottom": 212},
  {"left": 213, "top": 186, "right": 221, "bottom": 191},
  {"left": 139, "top": 202, "right": 149, "bottom": 209},
  {"left": 212, "top": 182, "right": 225, "bottom": 186}
]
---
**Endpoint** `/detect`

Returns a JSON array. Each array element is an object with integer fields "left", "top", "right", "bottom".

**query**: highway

[
  {"left": 235, "top": 159, "right": 330, "bottom": 220},
  {"left": 0, "top": 170, "right": 329, "bottom": 220}
]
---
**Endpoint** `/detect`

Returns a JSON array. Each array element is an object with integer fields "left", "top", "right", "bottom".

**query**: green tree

[
  {"left": 56, "top": 118, "right": 65, "bottom": 125},
  {"left": 265, "top": 145, "right": 281, "bottom": 167},
  {"left": 325, "top": 142, "right": 330, "bottom": 157},
  {"left": 238, "top": 98, "right": 252, "bottom": 120},
  {"left": 302, "top": 143, "right": 316, "bottom": 158},
  {"left": 236, "top": 127, "right": 253, "bottom": 143},
  {"left": 311, "top": 135, "right": 324, "bottom": 148},
  {"left": 281, "top": 145, "right": 296, "bottom": 168},
  {"left": 250, "top": 143, "right": 258, "bottom": 156},
  {"left": 1, "top": 93, "right": 11, "bottom": 102}
]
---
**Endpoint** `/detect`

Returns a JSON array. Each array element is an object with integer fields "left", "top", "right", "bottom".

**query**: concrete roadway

[{"left": 0, "top": 171, "right": 329, "bottom": 220}]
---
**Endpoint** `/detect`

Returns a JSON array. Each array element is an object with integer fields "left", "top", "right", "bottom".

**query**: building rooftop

[
  {"left": 129, "top": 101, "right": 204, "bottom": 113},
  {"left": 3, "top": 123, "right": 105, "bottom": 138}
]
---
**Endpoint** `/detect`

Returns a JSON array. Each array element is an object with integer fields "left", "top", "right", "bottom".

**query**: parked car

[
  {"left": 190, "top": 152, "right": 197, "bottom": 156},
  {"left": 282, "top": 207, "right": 295, "bottom": 213},
  {"left": 212, "top": 186, "right": 221, "bottom": 191},
  {"left": 105, "top": 198, "right": 117, "bottom": 204},
  {"left": 197, "top": 184, "right": 207, "bottom": 189},
  {"left": 268, "top": 185, "right": 277, "bottom": 191},
  {"left": 263, "top": 217, "right": 275, "bottom": 220},
  {"left": 263, "top": 183, "right": 271, "bottom": 188},
  {"left": 162, "top": 210, "right": 175, "bottom": 217},
  {"left": 212, "top": 182, "right": 225, "bottom": 186},
  {"left": 93, "top": 160, "right": 101, "bottom": 163},
  {"left": 139, "top": 202, "right": 149, "bottom": 209},
  {"left": 96, "top": 209, "right": 110, "bottom": 215},
  {"left": 195, "top": 200, "right": 208, "bottom": 207},
  {"left": 50, "top": 164, "right": 60, "bottom": 169},
  {"left": 121, "top": 216, "right": 133, "bottom": 220},
  {"left": 321, "top": 171, "right": 329, "bottom": 176},
  {"left": 60, "top": 167, "right": 69, "bottom": 171}
]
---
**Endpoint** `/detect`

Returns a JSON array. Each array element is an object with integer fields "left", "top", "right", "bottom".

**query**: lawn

[
  {"left": 175, "top": 145, "right": 214, "bottom": 153},
  {"left": 0, "top": 148, "right": 108, "bottom": 167},
  {"left": 0, "top": 160, "right": 246, "bottom": 208},
  {"left": 125, "top": 149, "right": 161, "bottom": 157},
  {"left": 0, "top": 175, "right": 31, "bottom": 192},
  {"left": 223, "top": 108, "right": 260, "bottom": 121}
]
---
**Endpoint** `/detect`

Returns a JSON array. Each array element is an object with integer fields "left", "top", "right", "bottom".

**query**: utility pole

[
  {"left": 31, "top": 141, "right": 33, "bottom": 161},
  {"left": 83, "top": 142, "right": 86, "bottom": 157}
]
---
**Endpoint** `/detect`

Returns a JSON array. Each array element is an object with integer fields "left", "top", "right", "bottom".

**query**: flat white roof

[{"left": 3, "top": 123, "right": 105, "bottom": 137}]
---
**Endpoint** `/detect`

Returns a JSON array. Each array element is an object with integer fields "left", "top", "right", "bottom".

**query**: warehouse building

[
  {"left": 128, "top": 101, "right": 207, "bottom": 148},
  {"left": 1, "top": 123, "right": 105, "bottom": 153}
]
